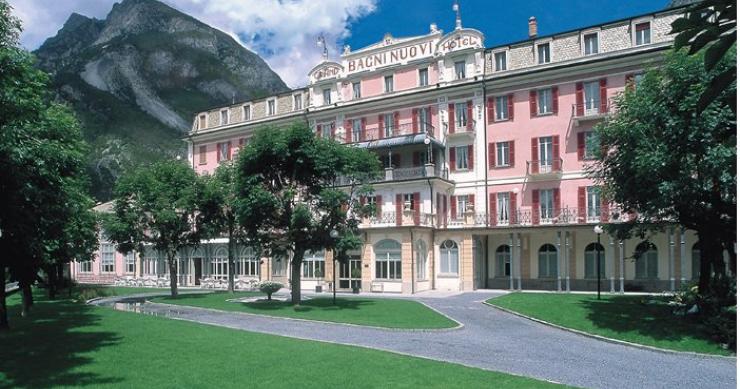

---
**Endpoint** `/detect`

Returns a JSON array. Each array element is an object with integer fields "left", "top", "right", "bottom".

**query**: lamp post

[
  {"left": 594, "top": 225, "right": 603, "bottom": 300},
  {"left": 330, "top": 229, "right": 339, "bottom": 305}
]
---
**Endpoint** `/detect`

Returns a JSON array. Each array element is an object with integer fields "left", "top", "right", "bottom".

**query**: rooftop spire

[
  {"left": 452, "top": 1, "right": 462, "bottom": 30},
  {"left": 316, "top": 34, "right": 328, "bottom": 61}
]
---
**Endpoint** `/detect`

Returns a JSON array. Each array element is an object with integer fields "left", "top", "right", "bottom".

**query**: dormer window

[
  {"left": 352, "top": 82, "right": 361, "bottom": 99},
  {"left": 323, "top": 88, "right": 332, "bottom": 105},
  {"left": 384, "top": 75, "right": 394, "bottom": 93},
  {"left": 584, "top": 33, "right": 599, "bottom": 55},
  {"left": 537, "top": 43, "right": 551, "bottom": 64},
  {"left": 243, "top": 105, "right": 251, "bottom": 120},
  {"left": 418, "top": 68, "right": 428, "bottom": 87},
  {"left": 267, "top": 99, "right": 276, "bottom": 115},
  {"left": 199, "top": 114, "right": 206, "bottom": 129},
  {"left": 293, "top": 94, "right": 303, "bottom": 110},
  {"left": 220, "top": 109, "right": 229, "bottom": 125},
  {"left": 635, "top": 22, "right": 651, "bottom": 45},
  {"left": 454, "top": 61, "right": 466, "bottom": 79},
  {"left": 494, "top": 51, "right": 507, "bottom": 71}
]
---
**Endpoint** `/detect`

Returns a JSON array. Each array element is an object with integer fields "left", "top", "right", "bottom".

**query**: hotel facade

[{"left": 72, "top": 5, "right": 713, "bottom": 294}]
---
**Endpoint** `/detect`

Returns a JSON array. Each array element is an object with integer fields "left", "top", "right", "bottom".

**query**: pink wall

[
  {"left": 344, "top": 103, "right": 439, "bottom": 140},
  {"left": 193, "top": 136, "right": 246, "bottom": 175}
]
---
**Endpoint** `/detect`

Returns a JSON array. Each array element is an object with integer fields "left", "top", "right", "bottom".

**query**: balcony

[
  {"left": 526, "top": 158, "right": 563, "bottom": 180},
  {"left": 344, "top": 123, "right": 435, "bottom": 145},
  {"left": 445, "top": 119, "right": 476, "bottom": 140},
  {"left": 571, "top": 99, "right": 612, "bottom": 126},
  {"left": 334, "top": 163, "right": 449, "bottom": 186},
  {"left": 362, "top": 211, "right": 436, "bottom": 228},
  {"left": 489, "top": 205, "right": 631, "bottom": 227}
]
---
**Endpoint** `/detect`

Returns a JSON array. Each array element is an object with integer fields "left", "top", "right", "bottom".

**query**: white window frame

[
  {"left": 496, "top": 141, "right": 510, "bottom": 167},
  {"left": 537, "top": 42, "right": 551, "bottom": 64},
  {"left": 633, "top": 20, "right": 652, "bottom": 46},
  {"left": 351, "top": 119, "right": 362, "bottom": 142},
  {"left": 454, "top": 60, "right": 466, "bottom": 79},
  {"left": 375, "top": 240, "right": 401, "bottom": 280},
  {"left": 124, "top": 252, "right": 136, "bottom": 274},
  {"left": 267, "top": 99, "right": 276, "bottom": 116},
  {"left": 494, "top": 50, "right": 507, "bottom": 72},
  {"left": 302, "top": 251, "right": 325, "bottom": 279},
  {"left": 454, "top": 102, "right": 468, "bottom": 128},
  {"left": 218, "top": 142, "right": 230, "bottom": 162},
  {"left": 540, "top": 188, "right": 555, "bottom": 224},
  {"left": 384, "top": 75, "right": 394, "bottom": 93},
  {"left": 439, "top": 240, "right": 459, "bottom": 275},
  {"left": 538, "top": 244, "right": 558, "bottom": 278},
  {"left": 79, "top": 261, "right": 92, "bottom": 273},
  {"left": 586, "top": 186, "right": 601, "bottom": 222},
  {"left": 323, "top": 88, "right": 332, "bottom": 105},
  {"left": 383, "top": 113, "right": 394, "bottom": 137},
  {"left": 352, "top": 82, "right": 361, "bottom": 99},
  {"left": 455, "top": 145, "right": 469, "bottom": 171},
  {"left": 293, "top": 94, "right": 303, "bottom": 110},
  {"left": 539, "top": 136, "right": 553, "bottom": 172},
  {"left": 495, "top": 95, "right": 508, "bottom": 121},
  {"left": 582, "top": 31, "right": 600, "bottom": 55},
  {"left": 419, "top": 107, "right": 431, "bottom": 132},
  {"left": 237, "top": 247, "right": 260, "bottom": 277},
  {"left": 584, "top": 131, "right": 599, "bottom": 160},
  {"left": 101, "top": 244, "right": 115, "bottom": 273},
  {"left": 537, "top": 88, "right": 553, "bottom": 115},
  {"left": 497, "top": 192, "right": 510, "bottom": 225},
  {"left": 242, "top": 105, "right": 251, "bottom": 121},
  {"left": 583, "top": 80, "right": 601, "bottom": 116},
  {"left": 456, "top": 196, "right": 468, "bottom": 219},
  {"left": 418, "top": 67, "right": 429, "bottom": 87},
  {"left": 199, "top": 114, "right": 207, "bottom": 129},
  {"left": 220, "top": 109, "right": 229, "bottom": 126}
]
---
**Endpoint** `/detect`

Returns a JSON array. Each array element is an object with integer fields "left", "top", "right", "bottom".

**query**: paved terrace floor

[{"left": 93, "top": 291, "right": 737, "bottom": 389}]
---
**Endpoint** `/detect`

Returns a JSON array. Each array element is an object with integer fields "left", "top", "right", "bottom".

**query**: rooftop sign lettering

[{"left": 345, "top": 41, "right": 435, "bottom": 74}]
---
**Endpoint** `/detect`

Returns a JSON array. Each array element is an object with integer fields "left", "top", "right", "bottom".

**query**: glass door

[
  {"left": 539, "top": 137, "right": 553, "bottom": 173},
  {"left": 339, "top": 256, "right": 361, "bottom": 289}
]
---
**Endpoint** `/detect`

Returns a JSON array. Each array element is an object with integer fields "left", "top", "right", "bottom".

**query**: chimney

[{"left": 528, "top": 16, "right": 537, "bottom": 38}]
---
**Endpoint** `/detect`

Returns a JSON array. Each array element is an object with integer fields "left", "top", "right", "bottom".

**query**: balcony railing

[
  {"left": 364, "top": 212, "right": 436, "bottom": 228},
  {"left": 446, "top": 119, "right": 476, "bottom": 135},
  {"left": 333, "top": 164, "right": 448, "bottom": 186},
  {"left": 572, "top": 99, "right": 613, "bottom": 125},
  {"left": 526, "top": 158, "right": 563, "bottom": 176},
  {"left": 344, "top": 122, "right": 435, "bottom": 144},
  {"left": 489, "top": 206, "right": 629, "bottom": 227}
]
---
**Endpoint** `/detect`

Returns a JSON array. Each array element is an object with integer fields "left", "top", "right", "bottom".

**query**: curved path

[{"left": 94, "top": 292, "right": 736, "bottom": 389}]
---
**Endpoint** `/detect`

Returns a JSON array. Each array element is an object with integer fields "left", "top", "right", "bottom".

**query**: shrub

[
  {"left": 75, "top": 286, "right": 112, "bottom": 302},
  {"left": 257, "top": 281, "right": 283, "bottom": 301}
]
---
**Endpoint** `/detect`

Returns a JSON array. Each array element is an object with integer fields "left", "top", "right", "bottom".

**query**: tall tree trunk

[
  {"left": 0, "top": 265, "right": 8, "bottom": 330},
  {"left": 168, "top": 250, "right": 178, "bottom": 298},
  {"left": 697, "top": 229, "right": 713, "bottom": 295},
  {"left": 46, "top": 265, "right": 57, "bottom": 300},
  {"left": 725, "top": 240, "right": 736, "bottom": 277},
  {"left": 290, "top": 249, "right": 304, "bottom": 306},
  {"left": 227, "top": 224, "right": 235, "bottom": 293},
  {"left": 20, "top": 282, "right": 32, "bottom": 317},
  {"left": 56, "top": 263, "right": 65, "bottom": 291}
]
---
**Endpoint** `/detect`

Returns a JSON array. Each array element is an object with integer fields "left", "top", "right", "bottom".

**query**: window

[
  {"left": 635, "top": 22, "right": 651, "bottom": 46},
  {"left": 220, "top": 109, "right": 228, "bottom": 125},
  {"left": 293, "top": 94, "right": 303, "bottom": 110},
  {"left": 416, "top": 240, "right": 427, "bottom": 280},
  {"left": 691, "top": 243, "right": 700, "bottom": 280},
  {"left": 497, "top": 192, "right": 510, "bottom": 225},
  {"left": 584, "top": 243, "right": 606, "bottom": 278},
  {"left": 496, "top": 142, "right": 510, "bottom": 167},
  {"left": 352, "top": 119, "right": 362, "bottom": 142},
  {"left": 539, "top": 136, "right": 553, "bottom": 171},
  {"left": 199, "top": 114, "right": 206, "bottom": 129},
  {"left": 584, "top": 131, "right": 599, "bottom": 160},
  {"left": 586, "top": 186, "right": 601, "bottom": 222},
  {"left": 211, "top": 247, "right": 227, "bottom": 280},
  {"left": 302, "top": 251, "right": 325, "bottom": 278},
  {"left": 101, "top": 244, "right": 115, "bottom": 273},
  {"left": 375, "top": 239, "right": 401, "bottom": 280},
  {"left": 584, "top": 33, "right": 599, "bottom": 55},
  {"left": 418, "top": 68, "right": 429, "bottom": 86},
  {"left": 454, "top": 102, "right": 468, "bottom": 128},
  {"left": 198, "top": 145, "right": 207, "bottom": 165},
  {"left": 366, "top": 195, "right": 378, "bottom": 216},
  {"left": 352, "top": 82, "right": 361, "bottom": 99},
  {"left": 454, "top": 60, "right": 466, "bottom": 79},
  {"left": 494, "top": 51, "right": 507, "bottom": 71},
  {"left": 237, "top": 247, "right": 259, "bottom": 277},
  {"left": 440, "top": 240, "right": 459, "bottom": 274},
  {"left": 583, "top": 81, "right": 600, "bottom": 115},
  {"left": 323, "top": 88, "right": 332, "bottom": 105},
  {"left": 267, "top": 99, "right": 276, "bottom": 115},
  {"left": 272, "top": 256, "right": 286, "bottom": 276},
  {"left": 217, "top": 142, "right": 230, "bottom": 162},
  {"left": 321, "top": 123, "right": 332, "bottom": 139},
  {"left": 635, "top": 241, "right": 658, "bottom": 278},
  {"left": 125, "top": 252, "right": 136, "bottom": 273},
  {"left": 419, "top": 107, "right": 431, "bottom": 131},
  {"left": 540, "top": 188, "right": 555, "bottom": 223},
  {"left": 634, "top": 73, "right": 645, "bottom": 86},
  {"left": 537, "top": 43, "right": 551, "bottom": 64},
  {"left": 456, "top": 196, "right": 468, "bottom": 219},
  {"left": 384, "top": 75, "right": 394, "bottom": 93},
  {"left": 495, "top": 95, "right": 509, "bottom": 121},
  {"left": 79, "top": 261, "right": 92, "bottom": 273},
  {"left": 383, "top": 113, "right": 394, "bottom": 137},
  {"left": 538, "top": 244, "right": 558, "bottom": 278},
  {"left": 537, "top": 88, "right": 553, "bottom": 114},
  {"left": 455, "top": 145, "right": 469, "bottom": 170},
  {"left": 403, "top": 193, "right": 415, "bottom": 211},
  {"left": 496, "top": 245, "right": 511, "bottom": 276},
  {"left": 243, "top": 105, "right": 251, "bottom": 120}
]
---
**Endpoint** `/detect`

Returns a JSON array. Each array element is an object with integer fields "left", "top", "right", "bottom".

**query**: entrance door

[
  {"left": 194, "top": 258, "right": 202, "bottom": 285},
  {"left": 339, "top": 255, "right": 361, "bottom": 289}
]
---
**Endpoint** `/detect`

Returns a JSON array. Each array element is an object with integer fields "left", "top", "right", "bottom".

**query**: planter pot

[
  {"left": 315, "top": 285, "right": 323, "bottom": 293},
  {"left": 352, "top": 287, "right": 360, "bottom": 294}
]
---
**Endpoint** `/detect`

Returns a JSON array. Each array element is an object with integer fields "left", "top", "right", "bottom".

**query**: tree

[
  {"left": 236, "top": 122, "right": 380, "bottom": 305},
  {"left": 105, "top": 160, "right": 207, "bottom": 298},
  {"left": 589, "top": 48, "right": 736, "bottom": 295},
  {"left": 671, "top": 0, "right": 736, "bottom": 112}
]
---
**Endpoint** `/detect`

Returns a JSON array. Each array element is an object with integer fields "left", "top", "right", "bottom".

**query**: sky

[{"left": 9, "top": 0, "right": 671, "bottom": 88}]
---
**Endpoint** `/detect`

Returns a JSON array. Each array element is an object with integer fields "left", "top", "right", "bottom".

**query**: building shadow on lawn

[
  {"left": 0, "top": 295, "right": 123, "bottom": 389},
  {"left": 243, "top": 297, "right": 374, "bottom": 312},
  {"left": 580, "top": 296, "right": 710, "bottom": 343}
]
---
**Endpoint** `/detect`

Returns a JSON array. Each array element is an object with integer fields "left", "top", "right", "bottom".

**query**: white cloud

[{"left": 9, "top": 0, "right": 377, "bottom": 88}]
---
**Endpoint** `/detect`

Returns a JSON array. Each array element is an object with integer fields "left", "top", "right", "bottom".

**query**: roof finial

[
  {"left": 452, "top": 1, "right": 462, "bottom": 30},
  {"left": 316, "top": 34, "right": 328, "bottom": 61}
]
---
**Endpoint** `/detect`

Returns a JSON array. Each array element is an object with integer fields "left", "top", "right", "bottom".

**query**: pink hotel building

[{"left": 72, "top": 5, "right": 710, "bottom": 294}]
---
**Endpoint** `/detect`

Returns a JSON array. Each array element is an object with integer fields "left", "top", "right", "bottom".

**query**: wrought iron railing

[
  {"left": 526, "top": 158, "right": 563, "bottom": 175},
  {"left": 344, "top": 122, "right": 435, "bottom": 144}
]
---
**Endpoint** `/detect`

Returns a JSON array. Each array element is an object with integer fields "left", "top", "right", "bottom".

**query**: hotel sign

[
  {"left": 437, "top": 30, "right": 483, "bottom": 54},
  {"left": 345, "top": 40, "right": 435, "bottom": 74},
  {"left": 309, "top": 62, "right": 343, "bottom": 83}
]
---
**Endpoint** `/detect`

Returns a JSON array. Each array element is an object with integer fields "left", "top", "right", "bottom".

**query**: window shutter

[
  {"left": 551, "top": 86, "right": 559, "bottom": 114},
  {"left": 412, "top": 108, "right": 419, "bottom": 133},
  {"left": 488, "top": 142, "right": 495, "bottom": 169},
  {"left": 489, "top": 193, "right": 497, "bottom": 226},
  {"left": 510, "top": 191, "right": 518, "bottom": 224},
  {"left": 396, "top": 194, "right": 402, "bottom": 226},
  {"left": 316, "top": 124, "right": 322, "bottom": 138},
  {"left": 577, "top": 132, "right": 585, "bottom": 161},
  {"left": 509, "top": 141, "right": 515, "bottom": 168},
  {"left": 448, "top": 103, "right": 455, "bottom": 133},
  {"left": 393, "top": 111, "right": 400, "bottom": 133},
  {"left": 227, "top": 141, "right": 232, "bottom": 160},
  {"left": 532, "top": 189, "right": 540, "bottom": 225},
  {"left": 216, "top": 143, "right": 222, "bottom": 162},
  {"left": 436, "top": 193, "right": 442, "bottom": 227},
  {"left": 199, "top": 145, "right": 206, "bottom": 164},
  {"left": 413, "top": 151, "right": 420, "bottom": 167},
  {"left": 330, "top": 122, "right": 336, "bottom": 140},
  {"left": 466, "top": 100, "right": 473, "bottom": 131},
  {"left": 450, "top": 195, "right": 457, "bottom": 220},
  {"left": 625, "top": 73, "right": 635, "bottom": 91},
  {"left": 468, "top": 194, "right": 475, "bottom": 213},
  {"left": 361, "top": 117, "right": 367, "bottom": 141},
  {"left": 487, "top": 97, "right": 494, "bottom": 124},
  {"left": 376, "top": 195, "right": 383, "bottom": 217},
  {"left": 530, "top": 137, "right": 539, "bottom": 174},
  {"left": 578, "top": 187, "right": 586, "bottom": 222},
  {"left": 443, "top": 195, "right": 448, "bottom": 227},
  {"left": 378, "top": 115, "right": 385, "bottom": 139},
  {"left": 529, "top": 90, "right": 537, "bottom": 117},
  {"left": 344, "top": 120, "right": 352, "bottom": 142},
  {"left": 467, "top": 144, "right": 474, "bottom": 170},
  {"left": 507, "top": 94, "right": 514, "bottom": 120},
  {"left": 599, "top": 78, "right": 608, "bottom": 113},
  {"left": 449, "top": 147, "right": 456, "bottom": 171},
  {"left": 552, "top": 135, "right": 560, "bottom": 171},
  {"left": 413, "top": 192, "right": 421, "bottom": 225},
  {"left": 553, "top": 188, "right": 561, "bottom": 219},
  {"left": 575, "top": 82, "right": 584, "bottom": 116},
  {"left": 426, "top": 106, "right": 433, "bottom": 134}
]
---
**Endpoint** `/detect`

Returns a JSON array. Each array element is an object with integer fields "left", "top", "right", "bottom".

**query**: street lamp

[
  {"left": 594, "top": 225, "right": 604, "bottom": 300},
  {"left": 330, "top": 229, "right": 339, "bottom": 305}
]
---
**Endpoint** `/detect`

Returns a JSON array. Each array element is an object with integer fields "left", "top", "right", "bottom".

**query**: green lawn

[
  {"left": 0, "top": 292, "right": 564, "bottom": 389},
  {"left": 487, "top": 293, "right": 733, "bottom": 356},
  {"left": 151, "top": 292, "right": 458, "bottom": 329}
]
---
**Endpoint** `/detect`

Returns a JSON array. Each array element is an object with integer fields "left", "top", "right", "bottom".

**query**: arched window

[
  {"left": 584, "top": 243, "right": 605, "bottom": 278},
  {"left": 635, "top": 241, "right": 658, "bottom": 279},
  {"left": 416, "top": 240, "right": 427, "bottom": 280},
  {"left": 303, "top": 251, "right": 325, "bottom": 278},
  {"left": 212, "top": 247, "right": 228, "bottom": 280},
  {"left": 496, "top": 245, "right": 511, "bottom": 277},
  {"left": 375, "top": 239, "right": 402, "bottom": 280},
  {"left": 142, "top": 247, "right": 158, "bottom": 276},
  {"left": 538, "top": 244, "right": 558, "bottom": 278},
  {"left": 272, "top": 255, "right": 286, "bottom": 276},
  {"left": 691, "top": 243, "right": 700, "bottom": 280},
  {"left": 440, "top": 240, "right": 459, "bottom": 275},
  {"left": 238, "top": 247, "right": 259, "bottom": 277}
]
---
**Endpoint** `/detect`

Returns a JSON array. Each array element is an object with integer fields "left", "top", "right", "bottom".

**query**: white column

[
  {"left": 680, "top": 230, "right": 688, "bottom": 284},
  {"left": 556, "top": 231, "right": 562, "bottom": 292},
  {"left": 565, "top": 231, "right": 571, "bottom": 292},
  {"left": 619, "top": 240, "right": 625, "bottom": 293},
  {"left": 668, "top": 227, "right": 675, "bottom": 291},
  {"left": 607, "top": 236, "right": 615, "bottom": 293}
]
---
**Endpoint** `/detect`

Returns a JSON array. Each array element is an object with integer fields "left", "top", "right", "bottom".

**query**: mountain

[{"left": 34, "top": 0, "right": 289, "bottom": 200}]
